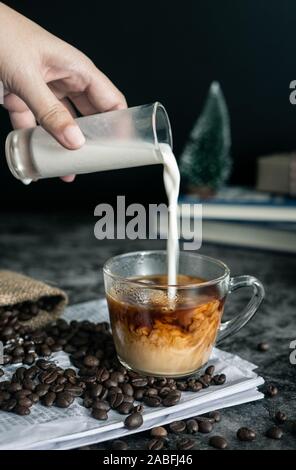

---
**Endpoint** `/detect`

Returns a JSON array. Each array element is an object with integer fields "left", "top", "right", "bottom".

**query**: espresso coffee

[{"left": 107, "top": 274, "right": 225, "bottom": 376}]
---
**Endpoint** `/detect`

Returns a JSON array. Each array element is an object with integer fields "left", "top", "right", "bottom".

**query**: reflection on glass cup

[{"left": 103, "top": 251, "right": 265, "bottom": 377}]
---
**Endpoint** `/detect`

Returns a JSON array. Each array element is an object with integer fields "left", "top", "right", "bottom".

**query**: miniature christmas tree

[{"left": 179, "top": 81, "right": 232, "bottom": 196}]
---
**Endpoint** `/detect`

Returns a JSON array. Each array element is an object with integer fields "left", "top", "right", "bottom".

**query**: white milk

[
  {"left": 159, "top": 143, "right": 180, "bottom": 287},
  {"left": 5, "top": 123, "right": 181, "bottom": 287}
]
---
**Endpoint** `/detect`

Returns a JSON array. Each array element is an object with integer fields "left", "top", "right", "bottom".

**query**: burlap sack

[{"left": 0, "top": 270, "right": 68, "bottom": 330}]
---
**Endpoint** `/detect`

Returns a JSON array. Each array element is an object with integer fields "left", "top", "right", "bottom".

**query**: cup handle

[{"left": 216, "top": 275, "right": 265, "bottom": 344}]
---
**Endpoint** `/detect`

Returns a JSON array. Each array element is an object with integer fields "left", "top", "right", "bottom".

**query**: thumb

[{"left": 20, "top": 77, "right": 85, "bottom": 149}]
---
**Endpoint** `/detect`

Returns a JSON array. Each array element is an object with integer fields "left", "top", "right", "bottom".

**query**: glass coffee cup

[{"left": 103, "top": 251, "right": 265, "bottom": 377}]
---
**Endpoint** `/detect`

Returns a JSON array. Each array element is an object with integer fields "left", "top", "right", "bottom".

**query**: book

[
  {"left": 201, "top": 220, "right": 296, "bottom": 253},
  {"left": 179, "top": 186, "right": 296, "bottom": 222}
]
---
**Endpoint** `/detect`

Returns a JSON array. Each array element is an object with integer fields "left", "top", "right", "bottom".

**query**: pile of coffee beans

[
  {"left": 0, "top": 359, "right": 82, "bottom": 414},
  {"left": 0, "top": 297, "right": 62, "bottom": 347},
  {"left": 1, "top": 312, "right": 292, "bottom": 450},
  {"left": 0, "top": 315, "right": 228, "bottom": 433}
]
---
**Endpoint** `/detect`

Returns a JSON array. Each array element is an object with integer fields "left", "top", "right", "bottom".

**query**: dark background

[{"left": 1, "top": 0, "right": 296, "bottom": 212}]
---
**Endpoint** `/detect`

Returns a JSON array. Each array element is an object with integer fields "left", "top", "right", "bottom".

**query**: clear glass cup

[
  {"left": 5, "top": 102, "right": 172, "bottom": 184},
  {"left": 103, "top": 250, "right": 265, "bottom": 377}
]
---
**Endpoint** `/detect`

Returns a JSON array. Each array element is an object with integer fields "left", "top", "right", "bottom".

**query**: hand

[{"left": 0, "top": 3, "right": 127, "bottom": 181}]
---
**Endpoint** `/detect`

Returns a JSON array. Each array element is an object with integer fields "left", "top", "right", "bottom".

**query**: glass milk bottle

[{"left": 5, "top": 103, "right": 172, "bottom": 184}]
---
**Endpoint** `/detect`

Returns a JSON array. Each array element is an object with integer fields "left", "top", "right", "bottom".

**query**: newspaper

[{"left": 0, "top": 299, "right": 264, "bottom": 450}]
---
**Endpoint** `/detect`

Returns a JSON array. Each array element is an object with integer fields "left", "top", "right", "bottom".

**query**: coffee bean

[
  {"left": 145, "top": 388, "right": 159, "bottom": 397},
  {"left": 197, "top": 419, "right": 213, "bottom": 433},
  {"left": 0, "top": 381, "right": 10, "bottom": 391},
  {"left": 266, "top": 384, "right": 278, "bottom": 398},
  {"left": 1, "top": 398, "right": 17, "bottom": 411},
  {"left": 28, "top": 393, "right": 39, "bottom": 403},
  {"left": 237, "top": 427, "right": 256, "bottom": 442},
  {"left": 257, "top": 342, "right": 269, "bottom": 352},
  {"left": 133, "top": 404, "right": 144, "bottom": 413},
  {"left": 205, "top": 365, "right": 215, "bottom": 376},
  {"left": 14, "top": 389, "right": 31, "bottom": 399},
  {"left": 266, "top": 426, "right": 283, "bottom": 440},
  {"left": 40, "top": 345, "right": 52, "bottom": 357},
  {"left": 12, "top": 346, "right": 25, "bottom": 357},
  {"left": 110, "top": 371, "right": 125, "bottom": 384},
  {"left": 22, "top": 378, "right": 36, "bottom": 391},
  {"left": 8, "top": 382, "right": 22, "bottom": 393},
  {"left": 144, "top": 396, "right": 162, "bottom": 407},
  {"left": 35, "top": 384, "right": 50, "bottom": 397},
  {"left": 14, "top": 405, "right": 30, "bottom": 415},
  {"left": 208, "top": 410, "right": 221, "bottom": 422},
  {"left": 96, "top": 367, "right": 110, "bottom": 383},
  {"left": 64, "top": 368, "right": 76, "bottom": 380},
  {"left": 150, "top": 426, "right": 167, "bottom": 438},
  {"left": 108, "top": 391, "right": 124, "bottom": 409},
  {"left": 88, "top": 384, "right": 103, "bottom": 398},
  {"left": 162, "top": 391, "right": 181, "bottom": 407},
  {"left": 275, "top": 411, "right": 287, "bottom": 424},
  {"left": 100, "top": 388, "right": 108, "bottom": 400},
  {"left": 122, "top": 394, "right": 134, "bottom": 404},
  {"left": 124, "top": 411, "right": 143, "bottom": 430},
  {"left": 91, "top": 409, "right": 108, "bottom": 420},
  {"left": 121, "top": 383, "right": 134, "bottom": 396},
  {"left": 25, "top": 366, "right": 39, "bottom": 380},
  {"left": 0, "top": 391, "right": 10, "bottom": 402},
  {"left": 147, "top": 438, "right": 164, "bottom": 450},
  {"left": 104, "top": 379, "right": 118, "bottom": 389},
  {"left": 63, "top": 384, "right": 83, "bottom": 397},
  {"left": 199, "top": 374, "right": 212, "bottom": 387},
  {"left": 41, "top": 392, "right": 56, "bottom": 406},
  {"left": 23, "top": 354, "right": 35, "bottom": 365},
  {"left": 92, "top": 399, "right": 111, "bottom": 411},
  {"left": 188, "top": 381, "right": 203, "bottom": 392},
  {"left": 50, "top": 383, "right": 64, "bottom": 393},
  {"left": 83, "top": 396, "right": 93, "bottom": 408},
  {"left": 13, "top": 367, "right": 26, "bottom": 382},
  {"left": 83, "top": 355, "right": 100, "bottom": 368},
  {"left": 169, "top": 420, "right": 186, "bottom": 433},
  {"left": 177, "top": 438, "right": 195, "bottom": 450},
  {"left": 186, "top": 419, "right": 199, "bottom": 434},
  {"left": 40, "top": 369, "right": 58, "bottom": 385},
  {"left": 111, "top": 440, "right": 128, "bottom": 450},
  {"left": 36, "top": 359, "right": 54, "bottom": 370},
  {"left": 176, "top": 381, "right": 187, "bottom": 391},
  {"left": 212, "top": 374, "right": 226, "bottom": 385},
  {"left": 108, "top": 386, "right": 122, "bottom": 395},
  {"left": 134, "top": 388, "right": 145, "bottom": 401},
  {"left": 80, "top": 375, "right": 96, "bottom": 384},
  {"left": 209, "top": 435, "right": 228, "bottom": 449},
  {"left": 159, "top": 386, "right": 171, "bottom": 398},
  {"left": 131, "top": 377, "right": 148, "bottom": 388},
  {"left": 55, "top": 392, "right": 74, "bottom": 408},
  {"left": 116, "top": 402, "right": 134, "bottom": 415},
  {"left": 56, "top": 376, "right": 67, "bottom": 386},
  {"left": 18, "top": 397, "right": 33, "bottom": 408}
]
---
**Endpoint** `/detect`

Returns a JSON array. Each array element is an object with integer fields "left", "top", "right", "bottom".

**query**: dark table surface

[{"left": 0, "top": 212, "right": 296, "bottom": 450}]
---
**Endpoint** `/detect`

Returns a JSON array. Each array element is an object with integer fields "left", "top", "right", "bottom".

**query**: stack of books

[{"left": 178, "top": 187, "right": 296, "bottom": 252}]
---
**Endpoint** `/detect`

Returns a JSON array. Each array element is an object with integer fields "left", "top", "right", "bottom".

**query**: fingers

[
  {"left": 19, "top": 75, "right": 85, "bottom": 149},
  {"left": 86, "top": 64, "right": 127, "bottom": 113},
  {"left": 59, "top": 98, "right": 77, "bottom": 182},
  {"left": 61, "top": 174, "right": 75, "bottom": 183},
  {"left": 70, "top": 93, "right": 97, "bottom": 116},
  {"left": 3, "top": 93, "right": 36, "bottom": 128}
]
